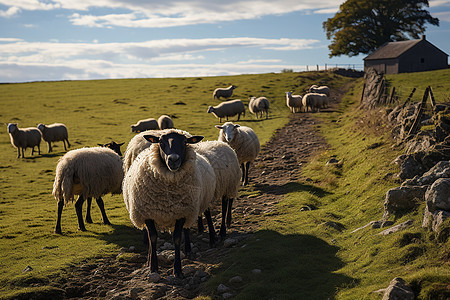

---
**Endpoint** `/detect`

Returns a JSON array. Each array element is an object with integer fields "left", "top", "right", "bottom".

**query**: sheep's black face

[{"left": 144, "top": 132, "right": 204, "bottom": 172}]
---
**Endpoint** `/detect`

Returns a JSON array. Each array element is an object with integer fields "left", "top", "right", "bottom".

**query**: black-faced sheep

[
  {"left": 53, "top": 146, "right": 124, "bottom": 234},
  {"left": 285, "top": 91, "right": 303, "bottom": 113},
  {"left": 157, "top": 115, "right": 174, "bottom": 130},
  {"left": 131, "top": 118, "right": 159, "bottom": 133},
  {"left": 249, "top": 97, "right": 270, "bottom": 119},
  {"left": 216, "top": 122, "right": 260, "bottom": 186},
  {"left": 193, "top": 140, "right": 241, "bottom": 242},
  {"left": 122, "top": 129, "right": 215, "bottom": 278},
  {"left": 37, "top": 123, "right": 70, "bottom": 153},
  {"left": 207, "top": 99, "right": 245, "bottom": 123},
  {"left": 7, "top": 123, "right": 41, "bottom": 158},
  {"left": 213, "top": 85, "right": 237, "bottom": 100}
]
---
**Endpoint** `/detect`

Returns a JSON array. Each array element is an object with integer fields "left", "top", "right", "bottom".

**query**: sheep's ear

[
  {"left": 186, "top": 136, "right": 204, "bottom": 144},
  {"left": 98, "top": 143, "right": 104, "bottom": 147},
  {"left": 215, "top": 125, "right": 223, "bottom": 130},
  {"left": 143, "top": 135, "right": 160, "bottom": 143},
  {"left": 118, "top": 142, "right": 125, "bottom": 146},
  {"left": 234, "top": 124, "right": 240, "bottom": 128}
]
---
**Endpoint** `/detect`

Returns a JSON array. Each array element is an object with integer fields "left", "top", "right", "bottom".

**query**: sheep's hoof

[
  {"left": 85, "top": 217, "right": 93, "bottom": 224},
  {"left": 79, "top": 227, "right": 87, "bottom": 232},
  {"left": 173, "top": 271, "right": 184, "bottom": 279},
  {"left": 104, "top": 220, "right": 112, "bottom": 225},
  {"left": 54, "top": 228, "right": 62, "bottom": 235}
]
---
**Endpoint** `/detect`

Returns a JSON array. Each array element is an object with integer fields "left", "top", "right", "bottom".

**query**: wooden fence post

[
  {"left": 428, "top": 86, "right": 436, "bottom": 108},
  {"left": 408, "top": 86, "right": 429, "bottom": 136},
  {"left": 402, "top": 87, "right": 416, "bottom": 108},
  {"left": 389, "top": 87, "right": 396, "bottom": 104}
]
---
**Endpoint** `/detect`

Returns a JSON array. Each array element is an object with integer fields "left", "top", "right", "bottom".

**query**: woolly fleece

[{"left": 218, "top": 122, "right": 260, "bottom": 165}]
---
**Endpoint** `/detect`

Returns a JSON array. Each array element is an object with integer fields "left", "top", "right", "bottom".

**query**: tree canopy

[{"left": 323, "top": 0, "right": 439, "bottom": 57}]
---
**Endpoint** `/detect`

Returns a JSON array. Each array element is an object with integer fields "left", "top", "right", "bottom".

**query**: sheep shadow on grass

[
  {"left": 253, "top": 181, "right": 332, "bottom": 198},
  {"left": 206, "top": 229, "right": 357, "bottom": 299}
]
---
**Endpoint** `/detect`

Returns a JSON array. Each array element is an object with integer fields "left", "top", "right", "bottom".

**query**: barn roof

[{"left": 364, "top": 36, "right": 448, "bottom": 61}]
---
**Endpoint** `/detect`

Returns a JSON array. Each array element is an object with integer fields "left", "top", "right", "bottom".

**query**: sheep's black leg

[
  {"left": 244, "top": 161, "right": 251, "bottom": 186},
  {"left": 75, "top": 195, "right": 87, "bottom": 231},
  {"left": 197, "top": 216, "right": 204, "bottom": 233},
  {"left": 55, "top": 200, "right": 64, "bottom": 234},
  {"left": 226, "top": 198, "right": 234, "bottom": 228},
  {"left": 37, "top": 144, "right": 40, "bottom": 155},
  {"left": 17, "top": 148, "right": 20, "bottom": 158},
  {"left": 145, "top": 219, "right": 158, "bottom": 273},
  {"left": 183, "top": 228, "right": 191, "bottom": 255},
  {"left": 204, "top": 209, "right": 217, "bottom": 247},
  {"left": 47, "top": 142, "right": 52, "bottom": 153},
  {"left": 31, "top": 147, "right": 35, "bottom": 156},
  {"left": 173, "top": 218, "right": 185, "bottom": 278},
  {"left": 219, "top": 196, "right": 228, "bottom": 240},
  {"left": 85, "top": 197, "right": 93, "bottom": 223},
  {"left": 95, "top": 197, "right": 111, "bottom": 225},
  {"left": 240, "top": 163, "right": 245, "bottom": 183},
  {"left": 142, "top": 228, "right": 149, "bottom": 245},
  {"left": 21, "top": 148, "right": 25, "bottom": 158}
]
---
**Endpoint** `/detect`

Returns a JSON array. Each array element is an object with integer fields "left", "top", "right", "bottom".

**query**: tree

[{"left": 323, "top": 0, "right": 439, "bottom": 57}]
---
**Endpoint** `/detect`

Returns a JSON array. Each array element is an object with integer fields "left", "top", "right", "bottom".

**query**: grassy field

[
  {"left": 203, "top": 70, "right": 450, "bottom": 299},
  {"left": 0, "top": 71, "right": 353, "bottom": 298}
]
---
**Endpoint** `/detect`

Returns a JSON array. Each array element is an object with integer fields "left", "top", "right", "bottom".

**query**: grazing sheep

[
  {"left": 309, "top": 85, "right": 330, "bottom": 97},
  {"left": 7, "top": 123, "right": 41, "bottom": 158},
  {"left": 53, "top": 146, "right": 124, "bottom": 234},
  {"left": 216, "top": 122, "right": 260, "bottom": 186},
  {"left": 37, "top": 123, "right": 70, "bottom": 153},
  {"left": 213, "top": 85, "right": 237, "bottom": 100},
  {"left": 193, "top": 140, "right": 241, "bottom": 242},
  {"left": 98, "top": 141, "right": 125, "bottom": 157},
  {"left": 122, "top": 129, "right": 215, "bottom": 278},
  {"left": 207, "top": 99, "right": 245, "bottom": 123},
  {"left": 157, "top": 115, "right": 174, "bottom": 130},
  {"left": 302, "top": 93, "right": 329, "bottom": 112},
  {"left": 131, "top": 118, "right": 159, "bottom": 133},
  {"left": 285, "top": 92, "right": 303, "bottom": 113},
  {"left": 249, "top": 97, "right": 270, "bottom": 119}
]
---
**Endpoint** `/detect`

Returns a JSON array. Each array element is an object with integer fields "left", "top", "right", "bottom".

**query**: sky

[{"left": 0, "top": 0, "right": 449, "bottom": 83}]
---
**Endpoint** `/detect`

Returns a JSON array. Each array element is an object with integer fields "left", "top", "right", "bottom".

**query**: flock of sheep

[
  {"left": 6, "top": 82, "right": 329, "bottom": 278},
  {"left": 286, "top": 84, "right": 331, "bottom": 113}
]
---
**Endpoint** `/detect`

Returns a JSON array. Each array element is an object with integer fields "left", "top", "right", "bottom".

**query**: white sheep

[
  {"left": 131, "top": 118, "right": 159, "bottom": 133},
  {"left": 309, "top": 85, "right": 330, "bottom": 97},
  {"left": 285, "top": 92, "right": 303, "bottom": 113},
  {"left": 193, "top": 140, "right": 241, "bottom": 242},
  {"left": 37, "top": 123, "right": 70, "bottom": 153},
  {"left": 249, "top": 96, "right": 270, "bottom": 119},
  {"left": 7, "top": 123, "right": 41, "bottom": 158},
  {"left": 302, "top": 93, "right": 329, "bottom": 112},
  {"left": 157, "top": 114, "right": 174, "bottom": 130},
  {"left": 122, "top": 129, "right": 216, "bottom": 278},
  {"left": 216, "top": 122, "right": 260, "bottom": 186},
  {"left": 213, "top": 85, "right": 237, "bottom": 100},
  {"left": 207, "top": 99, "right": 245, "bottom": 123},
  {"left": 53, "top": 146, "right": 124, "bottom": 234}
]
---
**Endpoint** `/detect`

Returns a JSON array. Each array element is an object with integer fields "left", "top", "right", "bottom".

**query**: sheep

[
  {"left": 213, "top": 85, "right": 237, "bottom": 100},
  {"left": 37, "top": 123, "right": 70, "bottom": 153},
  {"left": 7, "top": 123, "right": 41, "bottom": 158},
  {"left": 98, "top": 141, "right": 125, "bottom": 157},
  {"left": 131, "top": 118, "right": 159, "bottom": 133},
  {"left": 309, "top": 85, "right": 330, "bottom": 97},
  {"left": 122, "top": 129, "right": 216, "bottom": 278},
  {"left": 216, "top": 122, "right": 260, "bottom": 186},
  {"left": 157, "top": 114, "right": 174, "bottom": 130},
  {"left": 285, "top": 92, "right": 303, "bottom": 113},
  {"left": 53, "top": 146, "right": 124, "bottom": 234},
  {"left": 207, "top": 99, "right": 245, "bottom": 123},
  {"left": 249, "top": 96, "right": 270, "bottom": 119},
  {"left": 193, "top": 140, "right": 241, "bottom": 242},
  {"left": 302, "top": 93, "right": 329, "bottom": 112}
]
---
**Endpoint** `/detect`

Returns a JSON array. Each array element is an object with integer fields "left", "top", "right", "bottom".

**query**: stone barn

[{"left": 363, "top": 36, "right": 448, "bottom": 74}]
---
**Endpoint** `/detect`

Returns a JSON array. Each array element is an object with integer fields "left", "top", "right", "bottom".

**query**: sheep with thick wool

[
  {"left": 53, "top": 146, "right": 124, "bottom": 234},
  {"left": 213, "top": 85, "right": 237, "bottom": 100},
  {"left": 131, "top": 118, "right": 159, "bottom": 133},
  {"left": 285, "top": 92, "right": 303, "bottom": 113},
  {"left": 302, "top": 93, "right": 329, "bottom": 112},
  {"left": 207, "top": 99, "right": 245, "bottom": 123},
  {"left": 157, "top": 115, "right": 174, "bottom": 130},
  {"left": 37, "top": 123, "right": 70, "bottom": 153},
  {"left": 193, "top": 140, "right": 241, "bottom": 241},
  {"left": 249, "top": 96, "right": 270, "bottom": 119},
  {"left": 7, "top": 123, "right": 41, "bottom": 158},
  {"left": 309, "top": 85, "right": 330, "bottom": 97},
  {"left": 122, "top": 129, "right": 216, "bottom": 278},
  {"left": 216, "top": 122, "right": 260, "bottom": 186}
]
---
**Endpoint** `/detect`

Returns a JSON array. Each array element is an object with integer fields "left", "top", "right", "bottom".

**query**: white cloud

[
  {"left": 433, "top": 11, "right": 450, "bottom": 22},
  {"left": 0, "top": 0, "right": 342, "bottom": 26},
  {"left": 0, "top": 6, "right": 20, "bottom": 17}
]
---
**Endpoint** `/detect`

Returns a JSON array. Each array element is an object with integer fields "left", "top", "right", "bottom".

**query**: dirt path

[{"left": 54, "top": 86, "right": 348, "bottom": 299}]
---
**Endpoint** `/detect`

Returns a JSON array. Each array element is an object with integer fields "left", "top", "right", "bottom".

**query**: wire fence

[{"left": 302, "top": 64, "right": 364, "bottom": 72}]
